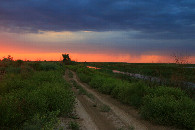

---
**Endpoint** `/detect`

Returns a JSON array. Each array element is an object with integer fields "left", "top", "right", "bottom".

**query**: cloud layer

[
  {"left": 0, "top": 0, "right": 195, "bottom": 39},
  {"left": 0, "top": 0, "right": 195, "bottom": 61}
]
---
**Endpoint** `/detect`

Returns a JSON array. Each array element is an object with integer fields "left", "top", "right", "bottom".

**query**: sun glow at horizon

[{"left": 0, "top": 52, "right": 194, "bottom": 63}]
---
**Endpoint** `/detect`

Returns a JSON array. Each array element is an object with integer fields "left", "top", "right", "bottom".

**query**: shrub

[
  {"left": 0, "top": 94, "right": 24, "bottom": 127},
  {"left": 23, "top": 111, "right": 60, "bottom": 130},
  {"left": 28, "top": 62, "right": 41, "bottom": 70},
  {"left": 39, "top": 62, "right": 60, "bottom": 71},
  {"left": 111, "top": 84, "right": 121, "bottom": 99},
  {"left": 28, "top": 62, "right": 61, "bottom": 71},
  {"left": 78, "top": 73, "right": 91, "bottom": 83},
  {"left": 68, "top": 121, "right": 80, "bottom": 130},
  {"left": 6, "top": 67, "right": 21, "bottom": 74},
  {"left": 20, "top": 65, "right": 34, "bottom": 78},
  {"left": 68, "top": 71, "right": 73, "bottom": 78},
  {"left": 126, "top": 82, "right": 148, "bottom": 107},
  {"left": 100, "top": 104, "right": 111, "bottom": 112},
  {"left": 39, "top": 83, "right": 75, "bottom": 116},
  {"left": 112, "top": 82, "right": 148, "bottom": 108},
  {"left": 174, "top": 97, "right": 195, "bottom": 129},
  {"left": 89, "top": 75, "right": 105, "bottom": 89},
  {"left": 76, "top": 66, "right": 94, "bottom": 74},
  {"left": 141, "top": 95, "right": 178, "bottom": 124},
  {"left": 98, "top": 78, "right": 118, "bottom": 94},
  {"left": 0, "top": 70, "right": 75, "bottom": 129},
  {"left": 0, "top": 74, "right": 29, "bottom": 94},
  {"left": 141, "top": 95, "right": 195, "bottom": 129},
  {"left": 15, "top": 60, "right": 24, "bottom": 67},
  {"left": 148, "top": 86, "right": 187, "bottom": 99},
  {"left": 30, "top": 71, "right": 63, "bottom": 85}
]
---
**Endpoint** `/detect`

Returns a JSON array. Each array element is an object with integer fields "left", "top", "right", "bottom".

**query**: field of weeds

[{"left": 0, "top": 57, "right": 75, "bottom": 129}]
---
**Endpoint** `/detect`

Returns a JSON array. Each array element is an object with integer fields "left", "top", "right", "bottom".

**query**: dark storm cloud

[{"left": 0, "top": 0, "right": 195, "bottom": 39}]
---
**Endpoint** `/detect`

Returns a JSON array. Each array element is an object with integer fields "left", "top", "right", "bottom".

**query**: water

[
  {"left": 112, "top": 70, "right": 195, "bottom": 88},
  {"left": 113, "top": 70, "right": 161, "bottom": 82},
  {"left": 86, "top": 66, "right": 101, "bottom": 69},
  {"left": 87, "top": 66, "right": 195, "bottom": 88}
]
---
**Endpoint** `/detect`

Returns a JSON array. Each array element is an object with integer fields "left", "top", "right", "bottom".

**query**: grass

[
  {"left": 68, "top": 71, "right": 73, "bottom": 78},
  {"left": 68, "top": 121, "right": 80, "bottom": 130},
  {"left": 0, "top": 60, "right": 75, "bottom": 129},
  {"left": 70, "top": 80, "right": 94, "bottom": 100},
  {"left": 100, "top": 104, "right": 111, "bottom": 112}
]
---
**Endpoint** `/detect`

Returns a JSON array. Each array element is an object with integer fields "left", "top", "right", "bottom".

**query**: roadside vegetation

[
  {"left": 70, "top": 80, "right": 94, "bottom": 99},
  {"left": 86, "top": 62, "right": 195, "bottom": 84},
  {"left": 0, "top": 56, "right": 75, "bottom": 129},
  {"left": 67, "top": 64, "right": 195, "bottom": 129}
]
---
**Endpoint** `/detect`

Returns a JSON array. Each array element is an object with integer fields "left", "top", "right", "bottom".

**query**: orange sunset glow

[
  {"left": 1, "top": 51, "right": 195, "bottom": 63},
  {"left": 1, "top": 39, "right": 195, "bottom": 63}
]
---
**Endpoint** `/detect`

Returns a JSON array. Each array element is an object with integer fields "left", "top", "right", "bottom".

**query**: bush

[
  {"left": 30, "top": 71, "right": 64, "bottom": 85},
  {"left": 0, "top": 70, "right": 75, "bottom": 129},
  {"left": 110, "top": 81, "right": 128, "bottom": 99},
  {"left": 76, "top": 66, "right": 94, "bottom": 74},
  {"left": 174, "top": 97, "right": 195, "bottom": 129},
  {"left": 28, "top": 62, "right": 61, "bottom": 71},
  {"left": 100, "top": 104, "right": 111, "bottom": 112},
  {"left": 0, "top": 74, "right": 29, "bottom": 94},
  {"left": 89, "top": 75, "right": 105, "bottom": 89},
  {"left": 39, "top": 62, "right": 60, "bottom": 71},
  {"left": 141, "top": 95, "right": 195, "bottom": 129},
  {"left": 23, "top": 111, "right": 60, "bottom": 130},
  {"left": 78, "top": 73, "right": 91, "bottom": 83},
  {"left": 39, "top": 83, "right": 75, "bottom": 115},
  {"left": 6, "top": 67, "right": 21, "bottom": 74},
  {"left": 148, "top": 86, "right": 187, "bottom": 99},
  {"left": 98, "top": 78, "right": 118, "bottom": 94},
  {"left": 20, "top": 65, "right": 34, "bottom": 78},
  {"left": 0, "top": 94, "right": 24, "bottom": 127},
  {"left": 114, "top": 82, "right": 148, "bottom": 108},
  {"left": 68, "top": 121, "right": 80, "bottom": 130}
]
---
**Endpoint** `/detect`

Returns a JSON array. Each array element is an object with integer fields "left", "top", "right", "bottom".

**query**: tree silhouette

[
  {"left": 62, "top": 54, "right": 71, "bottom": 62},
  {"left": 2, "top": 55, "right": 13, "bottom": 62},
  {"left": 62, "top": 53, "right": 73, "bottom": 65}
]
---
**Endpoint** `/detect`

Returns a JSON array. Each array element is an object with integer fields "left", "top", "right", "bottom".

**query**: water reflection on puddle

[{"left": 87, "top": 66, "right": 101, "bottom": 69}]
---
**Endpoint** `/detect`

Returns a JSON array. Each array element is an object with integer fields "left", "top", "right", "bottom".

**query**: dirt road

[{"left": 63, "top": 69, "right": 177, "bottom": 130}]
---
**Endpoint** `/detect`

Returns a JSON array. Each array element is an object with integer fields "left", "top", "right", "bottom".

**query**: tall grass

[{"left": 0, "top": 61, "right": 75, "bottom": 129}]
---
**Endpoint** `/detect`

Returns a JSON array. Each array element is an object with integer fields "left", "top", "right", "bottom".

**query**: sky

[{"left": 0, "top": 0, "right": 195, "bottom": 63}]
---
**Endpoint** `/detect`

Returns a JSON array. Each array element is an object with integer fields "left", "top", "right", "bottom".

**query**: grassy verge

[
  {"left": 68, "top": 71, "right": 73, "bottom": 78},
  {"left": 70, "top": 80, "right": 94, "bottom": 100}
]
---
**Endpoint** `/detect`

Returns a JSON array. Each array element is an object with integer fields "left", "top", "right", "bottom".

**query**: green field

[{"left": 0, "top": 58, "right": 75, "bottom": 129}]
